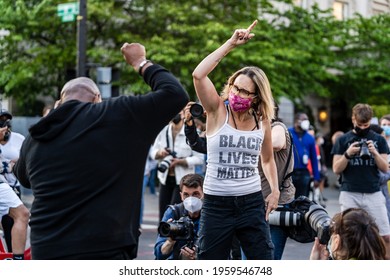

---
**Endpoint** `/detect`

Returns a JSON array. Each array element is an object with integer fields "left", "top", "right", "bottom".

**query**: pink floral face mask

[{"left": 228, "top": 92, "right": 253, "bottom": 112}]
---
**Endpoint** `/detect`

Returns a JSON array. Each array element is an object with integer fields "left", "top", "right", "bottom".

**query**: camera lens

[
  {"left": 158, "top": 222, "right": 172, "bottom": 237},
  {"left": 158, "top": 220, "right": 188, "bottom": 239},
  {"left": 269, "top": 210, "right": 301, "bottom": 226},
  {"left": 359, "top": 142, "right": 371, "bottom": 160},
  {"left": 157, "top": 155, "right": 173, "bottom": 172},
  {"left": 189, "top": 104, "right": 204, "bottom": 118},
  {"left": 305, "top": 204, "right": 332, "bottom": 244}
]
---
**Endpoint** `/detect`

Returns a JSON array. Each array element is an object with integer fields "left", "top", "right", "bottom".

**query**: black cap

[{"left": 0, "top": 110, "right": 12, "bottom": 120}]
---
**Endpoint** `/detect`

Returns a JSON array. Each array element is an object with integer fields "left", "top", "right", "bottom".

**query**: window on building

[
  {"left": 372, "top": 0, "right": 390, "bottom": 15},
  {"left": 333, "top": 1, "right": 349, "bottom": 20}
]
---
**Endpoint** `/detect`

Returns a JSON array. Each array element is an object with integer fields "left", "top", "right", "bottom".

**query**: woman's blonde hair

[{"left": 220, "top": 66, "right": 274, "bottom": 120}]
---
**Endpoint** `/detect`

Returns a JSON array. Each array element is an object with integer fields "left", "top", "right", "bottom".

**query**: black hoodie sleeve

[
  {"left": 13, "top": 136, "right": 31, "bottom": 189},
  {"left": 184, "top": 122, "right": 207, "bottom": 154},
  {"left": 122, "top": 64, "right": 189, "bottom": 142},
  {"left": 143, "top": 64, "right": 189, "bottom": 127}
]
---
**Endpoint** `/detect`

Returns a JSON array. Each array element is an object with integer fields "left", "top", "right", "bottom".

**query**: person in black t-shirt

[{"left": 331, "top": 103, "right": 390, "bottom": 259}]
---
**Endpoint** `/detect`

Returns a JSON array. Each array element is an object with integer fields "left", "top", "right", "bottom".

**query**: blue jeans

[
  {"left": 148, "top": 167, "right": 157, "bottom": 194},
  {"left": 292, "top": 168, "right": 311, "bottom": 198},
  {"left": 198, "top": 191, "right": 274, "bottom": 260},
  {"left": 270, "top": 225, "right": 290, "bottom": 260},
  {"left": 380, "top": 183, "right": 390, "bottom": 224},
  {"left": 140, "top": 175, "right": 149, "bottom": 225}
]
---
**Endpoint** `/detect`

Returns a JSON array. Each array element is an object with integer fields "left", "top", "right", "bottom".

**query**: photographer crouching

[{"left": 154, "top": 174, "right": 204, "bottom": 260}]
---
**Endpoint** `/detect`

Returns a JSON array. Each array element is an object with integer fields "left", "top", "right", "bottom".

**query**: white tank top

[{"left": 204, "top": 108, "right": 264, "bottom": 196}]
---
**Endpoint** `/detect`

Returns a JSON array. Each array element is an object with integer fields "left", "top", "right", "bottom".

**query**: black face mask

[
  {"left": 354, "top": 126, "right": 370, "bottom": 137},
  {"left": 172, "top": 114, "right": 182, "bottom": 124}
]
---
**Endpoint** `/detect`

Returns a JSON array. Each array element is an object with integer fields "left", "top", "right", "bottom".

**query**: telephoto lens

[
  {"left": 268, "top": 209, "right": 302, "bottom": 226},
  {"left": 305, "top": 204, "right": 332, "bottom": 244}
]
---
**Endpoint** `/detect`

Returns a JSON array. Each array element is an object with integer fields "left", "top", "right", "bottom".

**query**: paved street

[
  {"left": 135, "top": 179, "right": 341, "bottom": 260},
  {"left": 21, "top": 172, "right": 341, "bottom": 260}
]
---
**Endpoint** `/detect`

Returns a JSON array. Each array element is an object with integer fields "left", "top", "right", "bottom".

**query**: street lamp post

[{"left": 77, "top": 0, "right": 87, "bottom": 77}]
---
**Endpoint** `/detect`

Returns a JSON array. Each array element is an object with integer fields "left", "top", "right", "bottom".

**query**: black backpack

[{"left": 286, "top": 196, "right": 317, "bottom": 243}]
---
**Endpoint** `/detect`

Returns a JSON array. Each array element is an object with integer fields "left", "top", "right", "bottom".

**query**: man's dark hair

[
  {"left": 179, "top": 174, "right": 204, "bottom": 191},
  {"left": 294, "top": 112, "right": 306, "bottom": 122},
  {"left": 380, "top": 114, "right": 390, "bottom": 124}
]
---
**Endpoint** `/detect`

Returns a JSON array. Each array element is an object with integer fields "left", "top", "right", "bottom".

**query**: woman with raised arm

[{"left": 192, "top": 20, "right": 279, "bottom": 260}]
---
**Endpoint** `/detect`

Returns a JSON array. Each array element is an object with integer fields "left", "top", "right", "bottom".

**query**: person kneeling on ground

[
  {"left": 154, "top": 174, "right": 204, "bottom": 260},
  {"left": 310, "top": 208, "right": 386, "bottom": 260}
]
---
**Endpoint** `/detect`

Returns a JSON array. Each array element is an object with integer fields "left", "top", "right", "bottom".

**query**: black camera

[
  {"left": 305, "top": 203, "right": 332, "bottom": 245},
  {"left": 157, "top": 148, "right": 177, "bottom": 173},
  {"left": 158, "top": 216, "right": 195, "bottom": 241},
  {"left": 189, "top": 103, "right": 204, "bottom": 118},
  {"left": 268, "top": 206, "right": 302, "bottom": 226},
  {"left": 272, "top": 196, "right": 332, "bottom": 245},
  {"left": 357, "top": 139, "right": 371, "bottom": 160}
]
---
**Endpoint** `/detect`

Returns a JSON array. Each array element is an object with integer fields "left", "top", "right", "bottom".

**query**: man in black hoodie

[{"left": 13, "top": 42, "right": 189, "bottom": 260}]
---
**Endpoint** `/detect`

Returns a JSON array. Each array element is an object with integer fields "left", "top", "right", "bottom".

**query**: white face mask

[
  {"left": 183, "top": 196, "right": 202, "bottom": 213},
  {"left": 300, "top": 120, "right": 310, "bottom": 131}
]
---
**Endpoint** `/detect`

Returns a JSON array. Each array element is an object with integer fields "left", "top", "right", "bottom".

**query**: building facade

[{"left": 277, "top": 0, "right": 389, "bottom": 136}]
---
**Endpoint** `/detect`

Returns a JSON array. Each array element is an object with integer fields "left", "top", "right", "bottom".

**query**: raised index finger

[{"left": 247, "top": 20, "right": 258, "bottom": 32}]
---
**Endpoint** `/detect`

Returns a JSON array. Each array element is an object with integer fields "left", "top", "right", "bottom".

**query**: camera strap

[
  {"left": 165, "top": 127, "right": 170, "bottom": 149},
  {"left": 280, "top": 130, "right": 294, "bottom": 190},
  {"left": 168, "top": 203, "right": 186, "bottom": 220}
]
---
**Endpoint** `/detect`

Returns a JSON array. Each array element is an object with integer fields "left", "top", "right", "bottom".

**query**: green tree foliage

[
  {"left": 329, "top": 14, "right": 390, "bottom": 106},
  {"left": 0, "top": 0, "right": 388, "bottom": 115},
  {"left": 253, "top": 4, "right": 341, "bottom": 100},
  {"left": 0, "top": 0, "right": 78, "bottom": 114}
]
